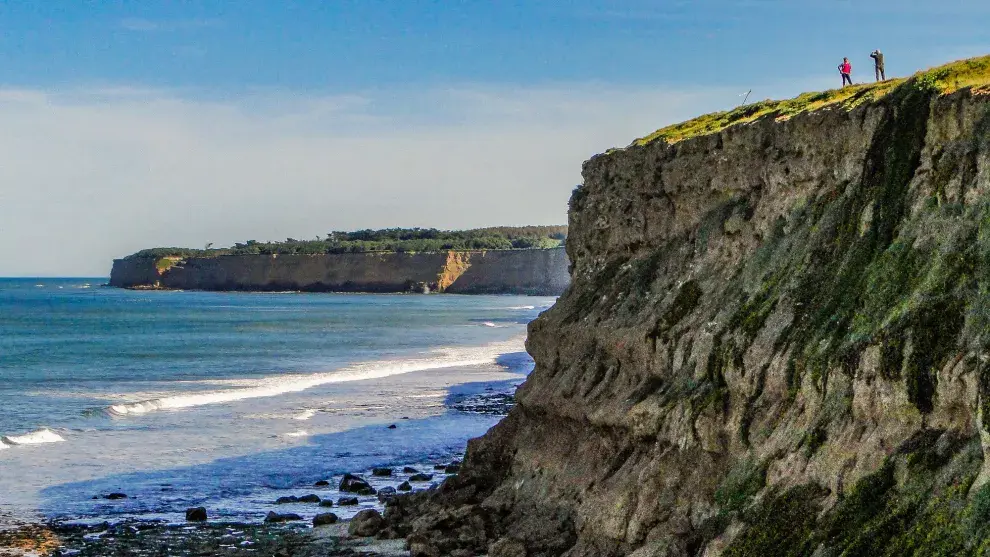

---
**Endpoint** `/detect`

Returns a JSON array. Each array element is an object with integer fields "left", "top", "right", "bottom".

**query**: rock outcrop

[
  {"left": 109, "top": 248, "right": 569, "bottom": 295},
  {"left": 385, "top": 58, "right": 990, "bottom": 556}
]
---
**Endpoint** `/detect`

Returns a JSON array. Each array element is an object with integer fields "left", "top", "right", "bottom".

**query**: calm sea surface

[{"left": 0, "top": 278, "right": 552, "bottom": 523}]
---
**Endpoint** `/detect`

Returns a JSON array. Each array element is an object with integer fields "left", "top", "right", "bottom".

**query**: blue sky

[{"left": 2, "top": 1, "right": 989, "bottom": 275}]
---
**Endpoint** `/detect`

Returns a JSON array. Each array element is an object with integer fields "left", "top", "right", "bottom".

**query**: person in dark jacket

[
  {"left": 839, "top": 58, "right": 853, "bottom": 87},
  {"left": 870, "top": 50, "right": 886, "bottom": 81}
]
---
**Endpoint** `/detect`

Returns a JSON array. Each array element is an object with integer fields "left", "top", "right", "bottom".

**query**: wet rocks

[
  {"left": 377, "top": 486, "right": 397, "bottom": 503},
  {"left": 338, "top": 497, "right": 359, "bottom": 506},
  {"left": 397, "top": 481, "right": 412, "bottom": 492},
  {"left": 313, "top": 513, "right": 339, "bottom": 527},
  {"left": 274, "top": 495, "right": 320, "bottom": 504},
  {"left": 297, "top": 494, "right": 321, "bottom": 503},
  {"left": 314, "top": 480, "right": 330, "bottom": 487},
  {"left": 104, "top": 493, "right": 128, "bottom": 500},
  {"left": 319, "top": 500, "right": 335, "bottom": 508},
  {"left": 185, "top": 507, "right": 208, "bottom": 522},
  {"left": 338, "top": 473, "right": 376, "bottom": 495},
  {"left": 372, "top": 467, "right": 393, "bottom": 477},
  {"left": 348, "top": 509, "right": 384, "bottom": 537},
  {"left": 387, "top": 424, "right": 397, "bottom": 429},
  {"left": 264, "top": 512, "right": 302, "bottom": 524},
  {"left": 409, "top": 473, "right": 434, "bottom": 482},
  {"left": 444, "top": 463, "right": 461, "bottom": 473},
  {"left": 403, "top": 466, "right": 420, "bottom": 474}
]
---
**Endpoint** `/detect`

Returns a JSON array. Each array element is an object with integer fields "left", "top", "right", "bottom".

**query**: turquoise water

[{"left": 0, "top": 278, "right": 552, "bottom": 522}]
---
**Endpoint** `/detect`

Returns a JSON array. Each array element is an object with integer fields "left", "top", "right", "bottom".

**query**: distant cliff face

[
  {"left": 109, "top": 248, "right": 569, "bottom": 295},
  {"left": 386, "top": 72, "right": 990, "bottom": 555}
]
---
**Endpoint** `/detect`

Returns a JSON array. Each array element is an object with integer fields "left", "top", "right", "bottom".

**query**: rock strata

[{"left": 383, "top": 59, "right": 990, "bottom": 556}]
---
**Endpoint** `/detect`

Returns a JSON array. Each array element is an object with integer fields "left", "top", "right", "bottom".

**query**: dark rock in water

[
  {"left": 402, "top": 466, "right": 419, "bottom": 474},
  {"left": 444, "top": 464, "right": 461, "bottom": 473},
  {"left": 397, "top": 481, "right": 412, "bottom": 492},
  {"left": 339, "top": 473, "right": 376, "bottom": 495},
  {"left": 275, "top": 496, "right": 298, "bottom": 504},
  {"left": 377, "top": 486, "right": 397, "bottom": 503},
  {"left": 401, "top": 416, "right": 410, "bottom": 420},
  {"left": 387, "top": 424, "right": 397, "bottom": 429},
  {"left": 348, "top": 509, "right": 384, "bottom": 537},
  {"left": 313, "top": 512, "right": 339, "bottom": 527},
  {"left": 372, "top": 467, "right": 393, "bottom": 477},
  {"left": 297, "top": 494, "right": 321, "bottom": 503},
  {"left": 409, "top": 473, "right": 434, "bottom": 482},
  {"left": 264, "top": 511, "right": 303, "bottom": 524},
  {"left": 433, "top": 464, "right": 447, "bottom": 470},
  {"left": 314, "top": 480, "right": 330, "bottom": 487},
  {"left": 185, "top": 507, "right": 208, "bottom": 522},
  {"left": 105, "top": 493, "right": 128, "bottom": 500},
  {"left": 337, "top": 496, "right": 359, "bottom": 506},
  {"left": 319, "top": 499, "right": 334, "bottom": 507}
]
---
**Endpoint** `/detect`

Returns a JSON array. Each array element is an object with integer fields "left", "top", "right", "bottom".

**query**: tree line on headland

[{"left": 125, "top": 226, "right": 568, "bottom": 259}]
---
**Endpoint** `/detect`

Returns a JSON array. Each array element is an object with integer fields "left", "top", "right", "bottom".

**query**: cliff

[
  {"left": 385, "top": 57, "right": 990, "bottom": 556},
  {"left": 109, "top": 248, "right": 569, "bottom": 295}
]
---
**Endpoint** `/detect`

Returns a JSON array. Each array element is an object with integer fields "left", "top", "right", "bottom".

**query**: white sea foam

[
  {"left": 293, "top": 409, "right": 317, "bottom": 421},
  {"left": 2, "top": 428, "right": 65, "bottom": 446},
  {"left": 106, "top": 337, "right": 525, "bottom": 417},
  {"left": 284, "top": 430, "right": 309, "bottom": 438},
  {"left": 506, "top": 305, "right": 536, "bottom": 310}
]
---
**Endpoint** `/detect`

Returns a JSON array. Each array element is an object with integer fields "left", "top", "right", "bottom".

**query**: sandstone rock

[
  {"left": 313, "top": 513, "right": 339, "bottom": 527},
  {"left": 348, "top": 509, "right": 384, "bottom": 537},
  {"left": 184, "top": 507, "right": 207, "bottom": 522},
  {"left": 489, "top": 538, "right": 527, "bottom": 557}
]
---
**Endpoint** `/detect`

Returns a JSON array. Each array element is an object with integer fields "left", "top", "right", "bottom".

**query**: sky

[{"left": 2, "top": 1, "right": 989, "bottom": 276}]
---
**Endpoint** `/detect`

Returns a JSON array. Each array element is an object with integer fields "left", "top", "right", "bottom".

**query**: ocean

[{"left": 0, "top": 278, "right": 552, "bottom": 525}]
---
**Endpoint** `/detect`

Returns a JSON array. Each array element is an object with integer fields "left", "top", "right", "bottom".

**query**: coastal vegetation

[{"left": 124, "top": 225, "right": 567, "bottom": 259}]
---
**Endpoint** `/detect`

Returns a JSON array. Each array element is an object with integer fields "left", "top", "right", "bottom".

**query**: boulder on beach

[
  {"left": 409, "top": 473, "right": 433, "bottom": 482},
  {"left": 319, "top": 500, "right": 334, "bottom": 508},
  {"left": 338, "top": 496, "right": 359, "bottom": 506},
  {"left": 105, "top": 493, "right": 128, "bottom": 500},
  {"left": 297, "top": 494, "right": 321, "bottom": 503},
  {"left": 372, "top": 467, "right": 393, "bottom": 477},
  {"left": 339, "top": 473, "right": 376, "bottom": 495},
  {"left": 397, "top": 481, "right": 412, "bottom": 492},
  {"left": 402, "top": 466, "right": 419, "bottom": 474},
  {"left": 264, "top": 511, "right": 303, "bottom": 524},
  {"left": 377, "top": 486, "right": 397, "bottom": 503},
  {"left": 348, "top": 509, "right": 384, "bottom": 537},
  {"left": 313, "top": 512, "right": 339, "bottom": 527},
  {"left": 314, "top": 480, "right": 330, "bottom": 487},
  {"left": 185, "top": 507, "right": 208, "bottom": 522}
]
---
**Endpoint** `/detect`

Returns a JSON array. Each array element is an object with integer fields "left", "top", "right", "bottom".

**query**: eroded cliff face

[
  {"left": 386, "top": 79, "right": 990, "bottom": 555},
  {"left": 109, "top": 249, "right": 569, "bottom": 295}
]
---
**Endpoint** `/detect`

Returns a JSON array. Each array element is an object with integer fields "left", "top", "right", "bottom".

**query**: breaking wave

[
  {"left": 106, "top": 337, "right": 525, "bottom": 417},
  {"left": 1, "top": 428, "right": 65, "bottom": 446}
]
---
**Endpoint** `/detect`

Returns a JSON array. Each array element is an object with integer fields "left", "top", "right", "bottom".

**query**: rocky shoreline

[{"left": 1, "top": 382, "right": 519, "bottom": 557}]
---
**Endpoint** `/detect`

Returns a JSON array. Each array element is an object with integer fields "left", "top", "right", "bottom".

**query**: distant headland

[{"left": 109, "top": 226, "right": 570, "bottom": 295}]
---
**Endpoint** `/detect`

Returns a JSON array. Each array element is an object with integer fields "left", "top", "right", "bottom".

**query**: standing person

[
  {"left": 838, "top": 57, "right": 853, "bottom": 87},
  {"left": 870, "top": 50, "right": 886, "bottom": 81}
]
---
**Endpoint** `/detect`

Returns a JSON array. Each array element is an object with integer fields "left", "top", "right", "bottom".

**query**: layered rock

[
  {"left": 386, "top": 62, "right": 990, "bottom": 556},
  {"left": 109, "top": 248, "right": 569, "bottom": 295}
]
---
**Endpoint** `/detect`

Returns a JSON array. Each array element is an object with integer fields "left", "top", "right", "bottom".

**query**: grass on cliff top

[{"left": 634, "top": 55, "right": 990, "bottom": 147}]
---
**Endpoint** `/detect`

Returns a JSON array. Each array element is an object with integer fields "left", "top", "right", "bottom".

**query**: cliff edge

[
  {"left": 109, "top": 248, "right": 570, "bottom": 295},
  {"left": 385, "top": 57, "right": 990, "bottom": 556}
]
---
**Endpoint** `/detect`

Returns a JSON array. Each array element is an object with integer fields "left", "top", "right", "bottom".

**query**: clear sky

[{"left": 2, "top": 0, "right": 988, "bottom": 276}]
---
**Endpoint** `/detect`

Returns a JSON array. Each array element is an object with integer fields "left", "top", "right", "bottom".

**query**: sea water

[{"left": 0, "top": 278, "right": 552, "bottom": 523}]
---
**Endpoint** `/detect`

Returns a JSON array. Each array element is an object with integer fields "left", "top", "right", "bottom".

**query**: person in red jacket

[{"left": 838, "top": 58, "right": 853, "bottom": 87}]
